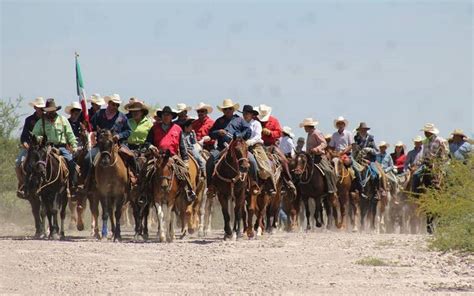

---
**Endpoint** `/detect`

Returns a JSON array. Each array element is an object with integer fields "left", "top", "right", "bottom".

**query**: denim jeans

[{"left": 15, "top": 148, "right": 27, "bottom": 168}]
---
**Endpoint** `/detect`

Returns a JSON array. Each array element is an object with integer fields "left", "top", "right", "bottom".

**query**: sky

[{"left": 1, "top": 0, "right": 472, "bottom": 148}]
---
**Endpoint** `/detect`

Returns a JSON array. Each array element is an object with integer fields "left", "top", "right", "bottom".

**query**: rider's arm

[{"left": 117, "top": 114, "right": 131, "bottom": 140}]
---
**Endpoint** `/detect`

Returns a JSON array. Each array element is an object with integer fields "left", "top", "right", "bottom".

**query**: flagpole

[{"left": 75, "top": 52, "right": 92, "bottom": 150}]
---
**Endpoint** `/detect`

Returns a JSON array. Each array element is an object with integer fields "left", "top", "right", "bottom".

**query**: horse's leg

[
  {"left": 59, "top": 191, "right": 68, "bottom": 239},
  {"left": 246, "top": 193, "right": 256, "bottom": 238},
  {"left": 29, "top": 198, "right": 43, "bottom": 238},
  {"left": 303, "top": 196, "right": 311, "bottom": 231},
  {"left": 322, "top": 195, "right": 332, "bottom": 229},
  {"left": 155, "top": 202, "right": 166, "bottom": 242},
  {"left": 314, "top": 196, "right": 323, "bottom": 228},
  {"left": 76, "top": 195, "right": 86, "bottom": 231},
  {"left": 109, "top": 199, "right": 116, "bottom": 238},
  {"left": 142, "top": 203, "right": 149, "bottom": 241},
  {"left": 132, "top": 201, "right": 141, "bottom": 240},
  {"left": 113, "top": 196, "right": 123, "bottom": 242},
  {"left": 350, "top": 191, "right": 361, "bottom": 232},
  {"left": 90, "top": 196, "right": 100, "bottom": 239},
  {"left": 331, "top": 192, "right": 342, "bottom": 230},
  {"left": 198, "top": 189, "right": 207, "bottom": 237},
  {"left": 233, "top": 191, "right": 244, "bottom": 239},
  {"left": 218, "top": 193, "right": 232, "bottom": 239},
  {"left": 68, "top": 198, "right": 77, "bottom": 230},
  {"left": 100, "top": 196, "right": 109, "bottom": 239}
]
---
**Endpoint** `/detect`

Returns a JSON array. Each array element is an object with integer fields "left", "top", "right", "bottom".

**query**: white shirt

[
  {"left": 279, "top": 135, "right": 295, "bottom": 157},
  {"left": 246, "top": 119, "right": 263, "bottom": 146}
]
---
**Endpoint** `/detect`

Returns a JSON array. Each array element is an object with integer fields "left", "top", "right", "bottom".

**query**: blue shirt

[
  {"left": 209, "top": 114, "right": 251, "bottom": 150},
  {"left": 404, "top": 147, "right": 423, "bottom": 171},
  {"left": 449, "top": 141, "right": 471, "bottom": 161},
  {"left": 20, "top": 113, "right": 41, "bottom": 144},
  {"left": 91, "top": 109, "right": 131, "bottom": 142},
  {"left": 376, "top": 152, "right": 394, "bottom": 173}
]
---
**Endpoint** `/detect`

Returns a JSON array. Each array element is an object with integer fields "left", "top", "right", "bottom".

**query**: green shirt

[
  {"left": 32, "top": 115, "right": 78, "bottom": 148},
  {"left": 128, "top": 116, "right": 153, "bottom": 145}
]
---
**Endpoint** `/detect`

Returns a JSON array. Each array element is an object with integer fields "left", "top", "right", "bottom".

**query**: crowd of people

[{"left": 15, "top": 94, "right": 472, "bottom": 202}]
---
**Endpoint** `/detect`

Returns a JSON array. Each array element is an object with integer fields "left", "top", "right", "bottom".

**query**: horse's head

[
  {"left": 97, "top": 128, "right": 115, "bottom": 166},
  {"left": 293, "top": 152, "right": 309, "bottom": 178},
  {"left": 230, "top": 136, "right": 249, "bottom": 173},
  {"left": 24, "top": 135, "right": 49, "bottom": 198},
  {"left": 155, "top": 149, "right": 174, "bottom": 192}
]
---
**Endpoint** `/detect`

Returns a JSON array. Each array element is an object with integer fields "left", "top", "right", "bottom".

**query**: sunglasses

[
  {"left": 197, "top": 110, "right": 207, "bottom": 113},
  {"left": 223, "top": 107, "right": 233, "bottom": 111}
]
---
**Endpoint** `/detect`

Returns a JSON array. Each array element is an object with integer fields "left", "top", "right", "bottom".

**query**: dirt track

[{"left": 0, "top": 223, "right": 472, "bottom": 295}]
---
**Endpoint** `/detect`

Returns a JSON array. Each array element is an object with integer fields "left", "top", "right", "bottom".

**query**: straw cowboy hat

[
  {"left": 104, "top": 94, "right": 122, "bottom": 105},
  {"left": 395, "top": 141, "right": 404, "bottom": 147},
  {"left": 412, "top": 136, "right": 424, "bottom": 143},
  {"left": 194, "top": 102, "right": 213, "bottom": 114},
  {"left": 333, "top": 116, "right": 349, "bottom": 129},
  {"left": 88, "top": 94, "right": 105, "bottom": 106},
  {"left": 42, "top": 98, "right": 61, "bottom": 112},
  {"left": 420, "top": 123, "right": 439, "bottom": 135},
  {"left": 256, "top": 104, "right": 272, "bottom": 122},
  {"left": 176, "top": 103, "right": 192, "bottom": 113},
  {"left": 356, "top": 122, "right": 370, "bottom": 131},
  {"left": 324, "top": 134, "right": 332, "bottom": 140},
  {"left": 124, "top": 100, "right": 149, "bottom": 116},
  {"left": 28, "top": 97, "right": 46, "bottom": 108},
  {"left": 299, "top": 118, "right": 319, "bottom": 128},
  {"left": 282, "top": 126, "right": 295, "bottom": 138},
  {"left": 217, "top": 99, "right": 240, "bottom": 112},
  {"left": 65, "top": 102, "right": 82, "bottom": 115},
  {"left": 156, "top": 106, "right": 178, "bottom": 119},
  {"left": 451, "top": 129, "right": 467, "bottom": 138},
  {"left": 378, "top": 141, "right": 390, "bottom": 148}
]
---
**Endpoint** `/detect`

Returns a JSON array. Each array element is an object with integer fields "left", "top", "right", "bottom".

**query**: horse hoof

[
  {"left": 198, "top": 230, "right": 204, "bottom": 238},
  {"left": 51, "top": 233, "right": 60, "bottom": 240},
  {"left": 93, "top": 233, "right": 101, "bottom": 240},
  {"left": 223, "top": 233, "right": 232, "bottom": 241},
  {"left": 114, "top": 236, "right": 122, "bottom": 242},
  {"left": 316, "top": 222, "right": 322, "bottom": 228},
  {"left": 256, "top": 227, "right": 263, "bottom": 237},
  {"left": 77, "top": 223, "right": 85, "bottom": 231},
  {"left": 143, "top": 233, "right": 149, "bottom": 241}
]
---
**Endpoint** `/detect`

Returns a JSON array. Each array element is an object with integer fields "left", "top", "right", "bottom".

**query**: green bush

[{"left": 417, "top": 159, "right": 474, "bottom": 252}]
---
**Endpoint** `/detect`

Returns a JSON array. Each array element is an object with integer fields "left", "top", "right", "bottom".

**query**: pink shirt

[{"left": 306, "top": 129, "right": 327, "bottom": 155}]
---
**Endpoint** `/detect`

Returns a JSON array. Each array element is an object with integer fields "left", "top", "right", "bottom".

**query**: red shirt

[
  {"left": 261, "top": 116, "right": 282, "bottom": 146},
  {"left": 391, "top": 153, "right": 407, "bottom": 174},
  {"left": 152, "top": 123, "right": 182, "bottom": 156},
  {"left": 192, "top": 116, "right": 215, "bottom": 149}
]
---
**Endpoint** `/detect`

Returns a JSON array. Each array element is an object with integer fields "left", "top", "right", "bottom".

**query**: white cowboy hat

[
  {"left": 333, "top": 116, "right": 349, "bottom": 129},
  {"left": 104, "top": 94, "right": 122, "bottom": 105},
  {"left": 299, "top": 118, "right": 319, "bottom": 128},
  {"left": 176, "top": 103, "right": 192, "bottom": 113},
  {"left": 194, "top": 102, "right": 213, "bottom": 114},
  {"left": 324, "top": 134, "right": 332, "bottom": 139},
  {"left": 217, "top": 98, "right": 240, "bottom": 112},
  {"left": 256, "top": 104, "right": 272, "bottom": 122},
  {"left": 451, "top": 129, "right": 467, "bottom": 138},
  {"left": 420, "top": 123, "right": 439, "bottom": 135},
  {"left": 394, "top": 141, "right": 404, "bottom": 147},
  {"left": 124, "top": 100, "right": 150, "bottom": 115},
  {"left": 378, "top": 141, "right": 390, "bottom": 148},
  {"left": 28, "top": 97, "right": 46, "bottom": 108},
  {"left": 65, "top": 102, "right": 82, "bottom": 115},
  {"left": 88, "top": 94, "right": 105, "bottom": 106},
  {"left": 412, "top": 135, "right": 424, "bottom": 143},
  {"left": 282, "top": 126, "right": 295, "bottom": 138}
]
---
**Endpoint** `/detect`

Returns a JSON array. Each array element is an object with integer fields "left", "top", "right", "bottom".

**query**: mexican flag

[{"left": 75, "top": 53, "right": 92, "bottom": 132}]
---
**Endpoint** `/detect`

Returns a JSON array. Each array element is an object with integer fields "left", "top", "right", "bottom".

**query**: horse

[
  {"left": 23, "top": 135, "right": 69, "bottom": 239},
  {"left": 94, "top": 128, "right": 129, "bottom": 241},
  {"left": 212, "top": 137, "right": 249, "bottom": 240},
  {"left": 293, "top": 153, "right": 328, "bottom": 230},
  {"left": 333, "top": 158, "right": 359, "bottom": 231},
  {"left": 264, "top": 148, "right": 286, "bottom": 234}
]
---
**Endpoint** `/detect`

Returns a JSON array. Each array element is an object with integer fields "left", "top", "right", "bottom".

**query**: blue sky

[{"left": 1, "top": 0, "right": 472, "bottom": 147}]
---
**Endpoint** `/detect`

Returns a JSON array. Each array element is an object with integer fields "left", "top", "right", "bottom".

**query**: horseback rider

[
  {"left": 279, "top": 126, "right": 296, "bottom": 158},
  {"left": 206, "top": 99, "right": 251, "bottom": 194},
  {"left": 300, "top": 118, "right": 338, "bottom": 198},
  {"left": 182, "top": 118, "right": 206, "bottom": 175},
  {"left": 375, "top": 141, "right": 396, "bottom": 196},
  {"left": 391, "top": 141, "right": 406, "bottom": 174},
  {"left": 15, "top": 97, "right": 45, "bottom": 199},
  {"left": 449, "top": 129, "right": 471, "bottom": 162},
  {"left": 404, "top": 136, "right": 424, "bottom": 172},
  {"left": 173, "top": 103, "right": 192, "bottom": 129},
  {"left": 242, "top": 105, "right": 275, "bottom": 195},
  {"left": 295, "top": 137, "right": 305, "bottom": 153},
  {"left": 81, "top": 94, "right": 132, "bottom": 193},
  {"left": 192, "top": 102, "right": 215, "bottom": 151},
  {"left": 31, "top": 99, "right": 79, "bottom": 194},
  {"left": 65, "top": 102, "right": 84, "bottom": 142},
  {"left": 146, "top": 106, "right": 197, "bottom": 202},
  {"left": 87, "top": 94, "right": 105, "bottom": 119},
  {"left": 124, "top": 99, "right": 153, "bottom": 175}
]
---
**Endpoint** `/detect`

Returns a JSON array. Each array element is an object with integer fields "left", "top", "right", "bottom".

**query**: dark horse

[
  {"left": 24, "top": 135, "right": 69, "bottom": 239},
  {"left": 212, "top": 137, "right": 249, "bottom": 240}
]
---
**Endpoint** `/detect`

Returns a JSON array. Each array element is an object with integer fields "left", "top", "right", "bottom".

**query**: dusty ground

[{"left": 0, "top": 222, "right": 472, "bottom": 295}]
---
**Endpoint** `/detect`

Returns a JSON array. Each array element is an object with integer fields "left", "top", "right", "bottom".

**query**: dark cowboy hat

[
  {"left": 42, "top": 98, "right": 62, "bottom": 112},
  {"left": 183, "top": 118, "right": 196, "bottom": 127},
  {"left": 240, "top": 105, "right": 259, "bottom": 116},
  {"left": 356, "top": 122, "right": 371, "bottom": 131},
  {"left": 156, "top": 106, "right": 178, "bottom": 119}
]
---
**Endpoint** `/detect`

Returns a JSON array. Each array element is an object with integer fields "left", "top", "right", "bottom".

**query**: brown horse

[
  {"left": 23, "top": 135, "right": 69, "bottom": 239},
  {"left": 334, "top": 158, "right": 358, "bottom": 231},
  {"left": 212, "top": 138, "right": 249, "bottom": 240},
  {"left": 94, "top": 129, "right": 129, "bottom": 241},
  {"left": 293, "top": 153, "right": 327, "bottom": 230}
]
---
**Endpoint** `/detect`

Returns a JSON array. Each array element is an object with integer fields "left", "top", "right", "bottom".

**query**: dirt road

[{"left": 0, "top": 223, "right": 472, "bottom": 295}]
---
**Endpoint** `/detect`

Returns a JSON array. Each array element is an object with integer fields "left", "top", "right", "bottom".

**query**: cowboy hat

[
  {"left": 124, "top": 100, "right": 149, "bottom": 116},
  {"left": 356, "top": 122, "right": 370, "bottom": 131},
  {"left": 65, "top": 102, "right": 82, "bottom": 115},
  {"left": 42, "top": 98, "right": 61, "bottom": 112},
  {"left": 420, "top": 123, "right": 439, "bottom": 135},
  {"left": 256, "top": 104, "right": 272, "bottom": 122},
  {"left": 194, "top": 102, "right": 213, "bottom": 114},
  {"left": 156, "top": 106, "right": 178, "bottom": 119},
  {"left": 451, "top": 129, "right": 467, "bottom": 138},
  {"left": 412, "top": 136, "right": 424, "bottom": 143},
  {"left": 324, "top": 134, "right": 332, "bottom": 140},
  {"left": 395, "top": 141, "right": 404, "bottom": 147},
  {"left": 217, "top": 99, "right": 240, "bottom": 112},
  {"left": 104, "top": 94, "right": 122, "bottom": 105},
  {"left": 241, "top": 105, "right": 259, "bottom": 116},
  {"left": 378, "top": 141, "right": 390, "bottom": 148},
  {"left": 282, "top": 126, "right": 295, "bottom": 138},
  {"left": 333, "top": 116, "right": 349, "bottom": 129},
  {"left": 299, "top": 118, "right": 319, "bottom": 128},
  {"left": 183, "top": 117, "right": 196, "bottom": 127},
  {"left": 176, "top": 103, "right": 192, "bottom": 113},
  {"left": 88, "top": 94, "right": 105, "bottom": 106},
  {"left": 28, "top": 97, "right": 46, "bottom": 108}
]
